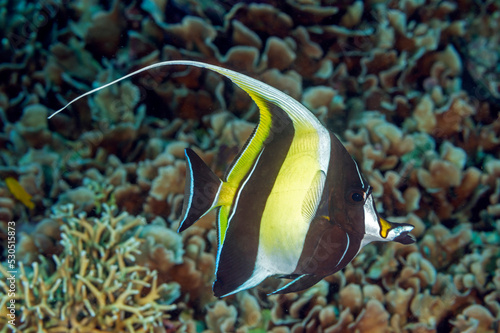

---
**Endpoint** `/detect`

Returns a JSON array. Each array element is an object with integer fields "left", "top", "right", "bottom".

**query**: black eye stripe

[{"left": 347, "top": 188, "right": 370, "bottom": 205}]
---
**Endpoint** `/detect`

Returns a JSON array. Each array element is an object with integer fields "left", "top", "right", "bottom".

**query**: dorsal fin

[{"left": 48, "top": 60, "right": 331, "bottom": 204}]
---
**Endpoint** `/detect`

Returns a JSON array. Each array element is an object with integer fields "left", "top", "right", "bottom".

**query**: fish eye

[
  {"left": 351, "top": 192, "right": 364, "bottom": 202},
  {"left": 347, "top": 189, "right": 365, "bottom": 205}
]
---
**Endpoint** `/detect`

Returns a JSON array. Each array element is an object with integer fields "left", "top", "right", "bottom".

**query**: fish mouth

[{"left": 392, "top": 225, "right": 416, "bottom": 244}]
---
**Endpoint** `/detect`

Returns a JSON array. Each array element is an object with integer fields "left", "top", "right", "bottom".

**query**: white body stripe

[{"left": 360, "top": 195, "right": 382, "bottom": 248}]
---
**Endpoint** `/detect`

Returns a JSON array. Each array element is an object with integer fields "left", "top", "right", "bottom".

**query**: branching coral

[{"left": 0, "top": 204, "right": 179, "bottom": 332}]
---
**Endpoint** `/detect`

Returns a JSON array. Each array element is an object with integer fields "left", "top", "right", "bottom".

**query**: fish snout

[{"left": 389, "top": 222, "right": 416, "bottom": 244}]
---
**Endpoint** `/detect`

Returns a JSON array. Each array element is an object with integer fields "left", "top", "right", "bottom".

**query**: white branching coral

[{"left": 0, "top": 204, "right": 179, "bottom": 332}]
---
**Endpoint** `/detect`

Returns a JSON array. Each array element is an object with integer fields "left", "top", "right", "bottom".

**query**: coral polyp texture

[
  {"left": 0, "top": 204, "right": 179, "bottom": 332},
  {"left": 0, "top": 0, "right": 499, "bottom": 332}
]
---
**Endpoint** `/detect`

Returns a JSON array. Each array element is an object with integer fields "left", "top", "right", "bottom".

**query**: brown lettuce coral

[{"left": 1, "top": 0, "right": 500, "bottom": 332}]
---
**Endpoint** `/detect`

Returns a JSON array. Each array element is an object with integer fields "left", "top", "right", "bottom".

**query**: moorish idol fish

[{"left": 49, "top": 60, "right": 416, "bottom": 298}]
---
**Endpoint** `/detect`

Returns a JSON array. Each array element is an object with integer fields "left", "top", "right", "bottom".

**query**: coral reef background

[{"left": 0, "top": 0, "right": 499, "bottom": 332}]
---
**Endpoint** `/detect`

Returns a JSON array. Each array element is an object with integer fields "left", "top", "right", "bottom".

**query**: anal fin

[{"left": 270, "top": 274, "right": 323, "bottom": 294}]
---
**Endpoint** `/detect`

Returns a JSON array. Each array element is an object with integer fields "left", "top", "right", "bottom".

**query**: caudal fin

[{"left": 178, "top": 148, "right": 222, "bottom": 232}]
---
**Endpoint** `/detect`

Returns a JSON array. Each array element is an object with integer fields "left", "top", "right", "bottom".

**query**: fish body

[
  {"left": 50, "top": 60, "right": 415, "bottom": 297},
  {"left": 174, "top": 62, "right": 415, "bottom": 297},
  {"left": 5, "top": 177, "right": 35, "bottom": 209}
]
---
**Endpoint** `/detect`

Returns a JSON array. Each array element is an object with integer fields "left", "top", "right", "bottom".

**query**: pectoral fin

[{"left": 301, "top": 170, "right": 326, "bottom": 222}]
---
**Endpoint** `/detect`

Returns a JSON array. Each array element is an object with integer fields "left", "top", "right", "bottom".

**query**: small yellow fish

[{"left": 5, "top": 177, "right": 35, "bottom": 209}]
